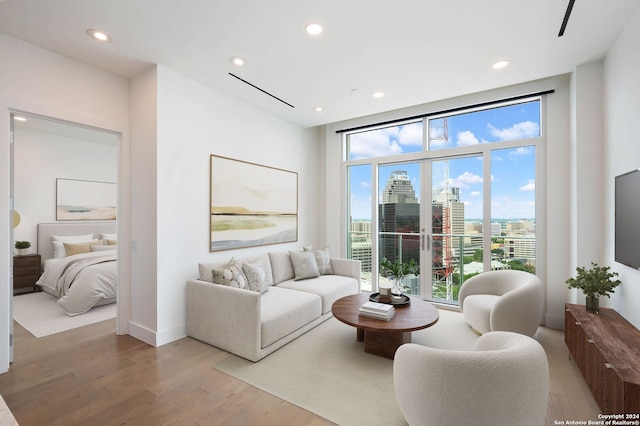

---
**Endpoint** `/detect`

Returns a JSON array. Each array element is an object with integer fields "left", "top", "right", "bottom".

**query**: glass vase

[
  {"left": 391, "top": 276, "right": 404, "bottom": 297},
  {"left": 585, "top": 295, "right": 599, "bottom": 314}
]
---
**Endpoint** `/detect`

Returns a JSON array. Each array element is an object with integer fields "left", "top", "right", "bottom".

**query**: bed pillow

[
  {"left": 106, "top": 239, "right": 117, "bottom": 245},
  {"left": 289, "top": 250, "right": 320, "bottom": 280},
  {"left": 52, "top": 234, "right": 96, "bottom": 258},
  {"left": 52, "top": 233, "right": 94, "bottom": 242},
  {"left": 63, "top": 239, "right": 101, "bottom": 256},
  {"left": 91, "top": 244, "right": 116, "bottom": 252},
  {"left": 303, "top": 246, "right": 333, "bottom": 275},
  {"left": 101, "top": 233, "right": 117, "bottom": 240}
]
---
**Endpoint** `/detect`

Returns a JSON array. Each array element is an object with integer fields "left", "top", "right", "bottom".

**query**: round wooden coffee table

[{"left": 332, "top": 293, "right": 439, "bottom": 359}]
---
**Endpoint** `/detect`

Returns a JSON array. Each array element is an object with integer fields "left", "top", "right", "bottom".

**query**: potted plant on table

[
  {"left": 566, "top": 262, "right": 621, "bottom": 313},
  {"left": 380, "top": 258, "right": 419, "bottom": 297},
  {"left": 15, "top": 241, "right": 31, "bottom": 256}
]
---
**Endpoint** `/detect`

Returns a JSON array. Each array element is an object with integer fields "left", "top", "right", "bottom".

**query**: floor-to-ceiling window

[{"left": 344, "top": 98, "right": 542, "bottom": 305}]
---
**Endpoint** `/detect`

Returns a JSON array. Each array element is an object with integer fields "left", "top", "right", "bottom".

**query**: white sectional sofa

[{"left": 186, "top": 249, "right": 361, "bottom": 361}]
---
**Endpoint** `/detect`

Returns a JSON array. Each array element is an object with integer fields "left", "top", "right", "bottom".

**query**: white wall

[
  {"left": 603, "top": 5, "right": 640, "bottom": 328},
  {"left": 0, "top": 33, "right": 129, "bottom": 373},
  {"left": 13, "top": 129, "right": 117, "bottom": 248},
  {"left": 128, "top": 65, "right": 324, "bottom": 345}
]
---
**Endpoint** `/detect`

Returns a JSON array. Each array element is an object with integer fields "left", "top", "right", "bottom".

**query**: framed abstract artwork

[
  {"left": 210, "top": 155, "right": 298, "bottom": 251},
  {"left": 56, "top": 178, "right": 117, "bottom": 221}
]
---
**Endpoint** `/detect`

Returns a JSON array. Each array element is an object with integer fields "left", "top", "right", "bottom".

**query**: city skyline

[{"left": 348, "top": 101, "right": 539, "bottom": 220}]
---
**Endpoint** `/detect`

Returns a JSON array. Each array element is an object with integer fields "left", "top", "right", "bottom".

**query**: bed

[{"left": 35, "top": 222, "right": 117, "bottom": 316}]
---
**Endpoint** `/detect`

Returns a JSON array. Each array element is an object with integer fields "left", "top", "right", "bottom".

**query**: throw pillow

[
  {"left": 242, "top": 262, "right": 269, "bottom": 294},
  {"left": 211, "top": 258, "right": 248, "bottom": 289},
  {"left": 289, "top": 250, "right": 320, "bottom": 280},
  {"left": 269, "top": 252, "right": 295, "bottom": 284},
  {"left": 304, "top": 246, "right": 333, "bottom": 275}
]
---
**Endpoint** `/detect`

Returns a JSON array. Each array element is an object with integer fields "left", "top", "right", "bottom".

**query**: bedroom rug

[
  {"left": 12, "top": 292, "right": 116, "bottom": 338},
  {"left": 0, "top": 394, "right": 18, "bottom": 426},
  {"left": 214, "top": 308, "right": 478, "bottom": 426}
]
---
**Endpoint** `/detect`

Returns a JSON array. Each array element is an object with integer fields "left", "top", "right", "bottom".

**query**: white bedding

[{"left": 35, "top": 251, "right": 117, "bottom": 316}]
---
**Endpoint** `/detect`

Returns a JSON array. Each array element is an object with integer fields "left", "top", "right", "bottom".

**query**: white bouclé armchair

[
  {"left": 458, "top": 269, "right": 543, "bottom": 337},
  {"left": 393, "top": 331, "right": 550, "bottom": 426}
]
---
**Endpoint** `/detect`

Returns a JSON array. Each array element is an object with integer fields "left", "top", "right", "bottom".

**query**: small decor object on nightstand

[
  {"left": 15, "top": 241, "right": 31, "bottom": 256},
  {"left": 566, "top": 262, "right": 621, "bottom": 313}
]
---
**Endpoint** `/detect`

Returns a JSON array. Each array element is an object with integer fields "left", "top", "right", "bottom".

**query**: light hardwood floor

[{"left": 0, "top": 318, "right": 600, "bottom": 425}]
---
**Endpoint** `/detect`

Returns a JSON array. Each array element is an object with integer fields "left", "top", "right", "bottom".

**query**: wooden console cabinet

[
  {"left": 13, "top": 254, "right": 41, "bottom": 295},
  {"left": 565, "top": 303, "right": 640, "bottom": 414}
]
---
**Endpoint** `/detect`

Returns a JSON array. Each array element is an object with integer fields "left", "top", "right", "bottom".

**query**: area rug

[
  {"left": 0, "top": 394, "right": 18, "bottom": 426},
  {"left": 215, "top": 308, "right": 478, "bottom": 426},
  {"left": 12, "top": 292, "right": 116, "bottom": 338}
]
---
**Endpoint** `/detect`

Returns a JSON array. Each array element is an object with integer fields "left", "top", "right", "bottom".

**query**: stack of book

[{"left": 358, "top": 301, "right": 395, "bottom": 321}]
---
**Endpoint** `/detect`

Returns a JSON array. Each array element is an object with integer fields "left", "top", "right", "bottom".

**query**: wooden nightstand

[{"left": 13, "top": 254, "right": 41, "bottom": 295}]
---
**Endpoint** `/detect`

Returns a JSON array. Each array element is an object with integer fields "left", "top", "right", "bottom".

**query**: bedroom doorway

[{"left": 10, "top": 112, "right": 121, "bottom": 360}]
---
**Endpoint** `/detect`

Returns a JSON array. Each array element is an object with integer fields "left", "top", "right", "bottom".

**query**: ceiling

[{"left": 1, "top": 0, "right": 638, "bottom": 128}]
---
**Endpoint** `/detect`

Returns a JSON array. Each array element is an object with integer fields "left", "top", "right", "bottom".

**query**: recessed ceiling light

[
  {"left": 305, "top": 23, "right": 323, "bottom": 36},
  {"left": 492, "top": 60, "right": 509, "bottom": 70},
  {"left": 373, "top": 91, "right": 385, "bottom": 98},
  {"left": 13, "top": 116, "right": 27, "bottom": 122},
  {"left": 314, "top": 106, "right": 324, "bottom": 112},
  {"left": 87, "top": 29, "right": 113, "bottom": 43},
  {"left": 229, "top": 56, "right": 247, "bottom": 66}
]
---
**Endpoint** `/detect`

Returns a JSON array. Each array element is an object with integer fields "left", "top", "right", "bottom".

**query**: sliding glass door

[{"left": 345, "top": 98, "right": 541, "bottom": 305}]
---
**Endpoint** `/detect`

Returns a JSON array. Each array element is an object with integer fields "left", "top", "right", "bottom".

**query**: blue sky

[{"left": 348, "top": 101, "right": 539, "bottom": 220}]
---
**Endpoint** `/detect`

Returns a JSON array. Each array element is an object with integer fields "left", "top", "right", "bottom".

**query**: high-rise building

[
  {"left": 379, "top": 171, "right": 420, "bottom": 265},
  {"left": 382, "top": 171, "right": 418, "bottom": 204}
]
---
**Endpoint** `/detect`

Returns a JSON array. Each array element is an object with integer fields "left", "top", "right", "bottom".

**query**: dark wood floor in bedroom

[
  {"left": 0, "top": 320, "right": 332, "bottom": 426},
  {"left": 0, "top": 317, "right": 599, "bottom": 425}
]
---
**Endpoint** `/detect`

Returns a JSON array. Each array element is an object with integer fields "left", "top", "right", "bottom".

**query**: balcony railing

[{"left": 348, "top": 230, "right": 536, "bottom": 305}]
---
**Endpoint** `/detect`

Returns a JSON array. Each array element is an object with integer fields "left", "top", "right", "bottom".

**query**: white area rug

[
  {"left": 215, "top": 308, "right": 478, "bottom": 426},
  {"left": 0, "top": 395, "right": 18, "bottom": 426},
  {"left": 13, "top": 292, "right": 116, "bottom": 338}
]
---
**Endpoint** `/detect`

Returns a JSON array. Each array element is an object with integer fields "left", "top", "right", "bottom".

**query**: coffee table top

[{"left": 332, "top": 293, "right": 439, "bottom": 332}]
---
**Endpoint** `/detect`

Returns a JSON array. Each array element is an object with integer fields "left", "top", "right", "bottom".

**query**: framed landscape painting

[
  {"left": 210, "top": 155, "right": 298, "bottom": 252},
  {"left": 56, "top": 178, "right": 117, "bottom": 220}
]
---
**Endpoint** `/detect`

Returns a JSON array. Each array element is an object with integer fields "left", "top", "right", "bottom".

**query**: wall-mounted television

[{"left": 615, "top": 169, "right": 640, "bottom": 269}]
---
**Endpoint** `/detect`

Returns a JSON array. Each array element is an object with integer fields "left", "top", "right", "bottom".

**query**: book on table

[
  {"left": 359, "top": 301, "right": 395, "bottom": 321},
  {"left": 360, "top": 301, "right": 394, "bottom": 314}
]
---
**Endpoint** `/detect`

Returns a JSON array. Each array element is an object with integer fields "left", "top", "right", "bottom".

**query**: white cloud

[
  {"left": 509, "top": 146, "right": 533, "bottom": 158},
  {"left": 450, "top": 171, "right": 483, "bottom": 188},
  {"left": 397, "top": 122, "right": 423, "bottom": 146},
  {"left": 470, "top": 191, "right": 481, "bottom": 197},
  {"left": 360, "top": 181, "right": 370, "bottom": 188},
  {"left": 349, "top": 131, "right": 404, "bottom": 159},
  {"left": 456, "top": 130, "right": 480, "bottom": 146},
  {"left": 487, "top": 121, "right": 539, "bottom": 141},
  {"left": 519, "top": 180, "right": 535, "bottom": 192},
  {"left": 348, "top": 122, "right": 422, "bottom": 159}
]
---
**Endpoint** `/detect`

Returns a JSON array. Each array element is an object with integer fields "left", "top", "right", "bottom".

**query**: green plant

[
  {"left": 566, "top": 262, "right": 621, "bottom": 298},
  {"left": 380, "top": 258, "right": 419, "bottom": 278},
  {"left": 14, "top": 241, "right": 31, "bottom": 250}
]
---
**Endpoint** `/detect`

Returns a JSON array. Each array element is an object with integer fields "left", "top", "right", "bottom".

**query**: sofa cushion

[
  {"left": 198, "top": 253, "right": 273, "bottom": 286},
  {"left": 242, "top": 262, "right": 269, "bottom": 294},
  {"left": 462, "top": 294, "right": 500, "bottom": 334},
  {"left": 239, "top": 254, "right": 273, "bottom": 286},
  {"left": 269, "top": 252, "right": 295, "bottom": 284},
  {"left": 260, "top": 287, "right": 322, "bottom": 348},
  {"left": 277, "top": 275, "right": 359, "bottom": 314},
  {"left": 289, "top": 250, "right": 320, "bottom": 280},
  {"left": 304, "top": 247, "right": 334, "bottom": 275},
  {"left": 211, "top": 258, "right": 248, "bottom": 289}
]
